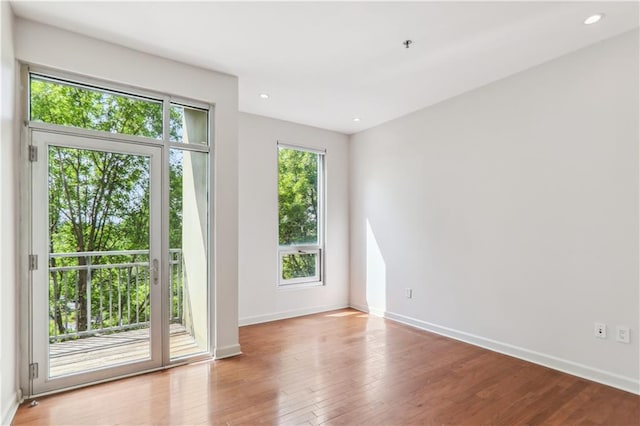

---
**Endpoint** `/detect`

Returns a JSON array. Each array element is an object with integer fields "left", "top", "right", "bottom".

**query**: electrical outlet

[
  {"left": 405, "top": 288, "right": 412, "bottom": 299},
  {"left": 594, "top": 322, "right": 607, "bottom": 339},
  {"left": 616, "top": 326, "right": 630, "bottom": 344}
]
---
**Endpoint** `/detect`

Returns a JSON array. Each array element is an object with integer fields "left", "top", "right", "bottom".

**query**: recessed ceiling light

[
  {"left": 259, "top": 93, "right": 270, "bottom": 99},
  {"left": 352, "top": 117, "right": 361, "bottom": 122},
  {"left": 584, "top": 14, "right": 604, "bottom": 25}
]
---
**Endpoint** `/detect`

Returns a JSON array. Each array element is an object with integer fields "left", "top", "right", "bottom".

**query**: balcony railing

[{"left": 48, "top": 249, "right": 184, "bottom": 342}]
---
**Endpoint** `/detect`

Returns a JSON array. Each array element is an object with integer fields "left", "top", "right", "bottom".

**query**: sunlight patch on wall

[{"left": 365, "top": 219, "right": 386, "bottom": 316}]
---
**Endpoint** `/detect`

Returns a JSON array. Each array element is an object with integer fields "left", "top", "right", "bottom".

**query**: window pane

[
  {"left": 281, "top": 253, "right": 317, "bottom": 280},
  {"left": 169, "top": 148, "right": 209, "bottom": 359},
  {"left": 47, "top": 145, "right": 152, "bottom": 377},
  {"left": 278, "top": 147, "right": 320, "bottom": 246},
  {"left": 169, "top": 104, "right": 208, "bottom": 145},
  {"left": 30, "top": 76, "right": 162, "bottom": 139}
]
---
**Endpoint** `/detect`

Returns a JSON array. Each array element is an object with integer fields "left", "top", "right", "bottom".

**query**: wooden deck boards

[{"left": 49, "top": 324, "right": 202, "bottom": 377}]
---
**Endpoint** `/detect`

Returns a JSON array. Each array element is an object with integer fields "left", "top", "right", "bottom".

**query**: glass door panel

[
  {"left": 169, "top": 148, "right": 209, "bottom": 359},
  {"left": 31, "top": 131, "right": 162, "bottom": 394}
]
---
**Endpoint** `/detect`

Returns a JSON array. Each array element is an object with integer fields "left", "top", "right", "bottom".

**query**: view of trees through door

[
  {"left": 47, "top": 146, "right": 152, "bottom": 338},
  {"left": 30, "top": 75, "right": 210, "bottom": 385}
]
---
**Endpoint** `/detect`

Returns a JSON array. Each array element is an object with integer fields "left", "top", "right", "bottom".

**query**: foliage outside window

[
  {"left": 47, "top": 147, "right": 152, "bottom": 336},
  {"left": 278, "top": 145, "right": 324, "bottom": 285},
  {"left": 30, "top": 75, "right": 163, "bottom": 139},
  {"left": 31, "top": 73, "right": 207, "bottom": 340}
]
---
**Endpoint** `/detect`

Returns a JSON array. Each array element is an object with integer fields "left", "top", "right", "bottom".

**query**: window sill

[{"left": 277, "top": 281, "right": 325, "bottom": 290}]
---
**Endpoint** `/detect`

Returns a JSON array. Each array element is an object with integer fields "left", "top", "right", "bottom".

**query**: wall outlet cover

[{"left": 616, "top": 326, "right": 630, "bottom": 343}]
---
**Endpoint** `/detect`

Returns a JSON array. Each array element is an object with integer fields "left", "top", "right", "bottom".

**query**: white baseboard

[
  {"left": 350, "top": 302, "right": 381, "bottom": 316},
  {"left": 350, "top": 305, "right": 640, "bottom": 395},
  {"left": 214, "top": 344, "right": 242, "bottom": 359},
  {"left": 1, "top": 392, "right": 19, "bottom": 426},
  {"left": 239, "top": 303, "right": 349, "bottom": 327}
]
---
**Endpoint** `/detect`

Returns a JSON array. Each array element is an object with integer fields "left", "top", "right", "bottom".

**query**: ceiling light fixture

[
  {"left": 584, "top": 13, "right": 604, "bottom": 25},
  {"left": 353, "top": 117, "right": 361, "bottom": 122},
  {"left": 259, "top": 93, "right": 270, "bottom": 99}
]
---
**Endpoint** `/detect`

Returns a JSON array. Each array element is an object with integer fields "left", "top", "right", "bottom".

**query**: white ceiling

[{"left": 9, "top": 1, "right": 640, "bottom": 134}]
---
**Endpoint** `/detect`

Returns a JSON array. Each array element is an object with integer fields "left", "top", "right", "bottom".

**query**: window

[
  {"left": 278, "top": 143, "right": 325, "bottom": 286},
  {"left": 27, "top": 68, "right": 213, "bottom": 390},
  {"left": 30, "top": 74, "right": 163, "bottom": 139},
  {"left": 169, "top": 104, "right": 209, "bottom": 145}
]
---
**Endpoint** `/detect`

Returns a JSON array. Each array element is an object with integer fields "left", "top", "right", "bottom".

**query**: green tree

[
  {"left": 31, "top": 78, "right": 163, "bottom": 138},
  {"left": 48, "top": 148, "right": 150, "bottom": 332},
  {"left": 32, "top": 77, "right": 183, "bottom": 336},
  {"left": 278, "top": 148, "right": 319, "bottom": 279}
]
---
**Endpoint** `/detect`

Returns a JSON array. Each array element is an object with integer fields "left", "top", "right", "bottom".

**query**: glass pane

[
  {"left": 169, "top": 148, "right": 209, "bottom": 359},
  {"left": 281, "top": 253, "right": 317, "bottom": 280},
  {"left": 278, "top": 147, "right": 320, "bottom": 246},
  {"left": 169, "top": 104, "right": 208, "bottom": 145},
  {"left": 30, "top": 75, "right": 162, "bottom": 139},
  {"left": 47, "top": 145, "right": 151, "bottom": 378}
]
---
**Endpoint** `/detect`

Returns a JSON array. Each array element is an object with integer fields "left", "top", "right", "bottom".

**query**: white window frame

[
  {"left": 277, "top": 142, "right": 325, "bottom": 287},
  {"left": 22, "top": 65, "right": 216, "bottom": 397}
]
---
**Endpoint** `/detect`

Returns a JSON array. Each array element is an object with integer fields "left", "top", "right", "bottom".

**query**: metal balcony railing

[{"left": 48, "top": 249, "right": 184, "bottom": 342}]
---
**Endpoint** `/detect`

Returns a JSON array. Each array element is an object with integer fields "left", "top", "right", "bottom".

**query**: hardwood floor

[{"left": 12, "top": 309, "right": 640, "bottom": 425}]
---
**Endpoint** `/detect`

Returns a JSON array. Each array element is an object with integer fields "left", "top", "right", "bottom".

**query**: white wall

[
  {"left": 0, "top": 2, "right": 18, "bottom": 425},
  {"left": 239, "top": 113, "right": 349, "bottom": 325},
  {"left": 14, "top": 18, "right": 240, "bottom": 365},
  {"left": 350, "top": 30, "right": 639, "bottom": 393}
]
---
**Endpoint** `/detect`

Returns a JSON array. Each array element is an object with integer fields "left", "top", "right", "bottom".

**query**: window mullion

[{"left": 162, "top": 96, "right": 171, "bottom": 144}]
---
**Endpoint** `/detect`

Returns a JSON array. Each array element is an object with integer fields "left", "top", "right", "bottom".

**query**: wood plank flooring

[{"left": 12, "top": 309, "right": 640, "bottom": 425}]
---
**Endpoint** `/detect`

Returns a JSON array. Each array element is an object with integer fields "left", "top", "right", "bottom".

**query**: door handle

[{"left": 152, "top": 258, "right": 159, "bottom": 285}]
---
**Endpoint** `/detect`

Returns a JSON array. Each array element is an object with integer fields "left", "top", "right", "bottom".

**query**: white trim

[
  {"left": 214, "top": 344, "right": 242, "bottom": 359},
  {"left": 349, "top": 303, "right": 369, "bottom": 312},
  {"left": 277, "top": 140, "right": 326, "bottom": 155},
  {"left": 349, "top": 305, "right": 640, "bottom": 395},
  {"left": 350, "top": 303, "right": 385, "bottom": 318},
  {"left": 28, "top": 121, "right": 164, "bottom": 147},
  {"left": 28, "top": 365, "right": 167, "bottom": 398},
  {"left": 239, "top": 303, "right": 349, "bottom": 327},
  {"left": 160, "top": 98, "right": 171, "bottom": 368},
  {"left": 169, "top": 97, "right": 211, "bottom": 113},
  {"left": 1, "top": 393, "right": 19, "bottom": 426},
  {"left": 31, "top": 72, "right": 162, "bottom": 103},
  {"left": 207, "top": 101, "right": 216, "bottom": 366},
  {"left": 168, "top": 141, "right": 210, "bottom": 153},
  {"left": 276, "top": 280, "right": 324, "bottom": 291}
]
